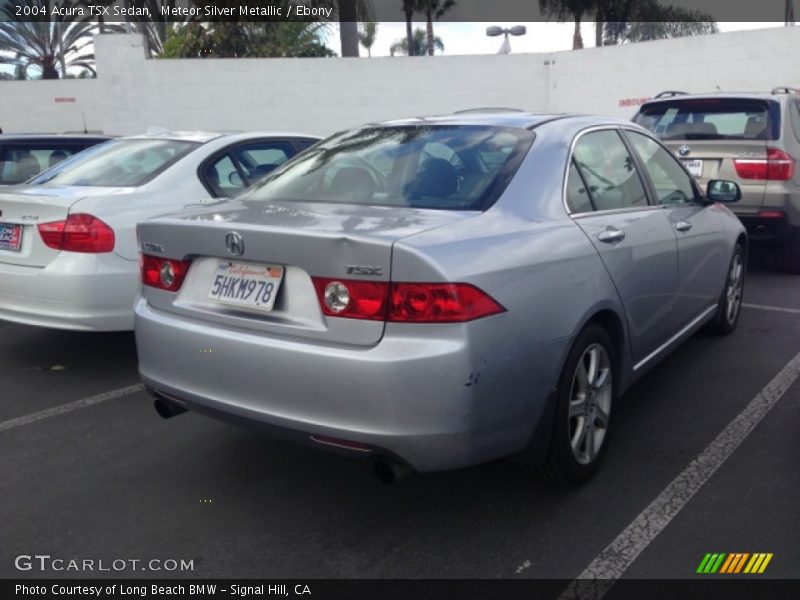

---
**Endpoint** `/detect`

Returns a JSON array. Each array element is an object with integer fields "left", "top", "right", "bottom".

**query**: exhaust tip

[
  {"left": 153, "top": 397, "right": 188, "bottom": 419},
  {"left": 373, "top": 459, "right": 411, "bottom": 485}
]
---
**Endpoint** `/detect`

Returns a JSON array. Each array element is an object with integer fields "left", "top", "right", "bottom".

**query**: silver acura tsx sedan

[{"left": 134, "top": 112, "right": 746, "bottom": 484}]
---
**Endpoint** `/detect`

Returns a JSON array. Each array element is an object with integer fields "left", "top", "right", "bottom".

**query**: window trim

[{"left": 562, "top": 125, "right": 657, "bottom": 218}]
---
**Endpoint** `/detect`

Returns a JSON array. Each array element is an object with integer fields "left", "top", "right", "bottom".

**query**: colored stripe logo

[{"left": 697, "top": 552, "right": 773, "bottom": 574}]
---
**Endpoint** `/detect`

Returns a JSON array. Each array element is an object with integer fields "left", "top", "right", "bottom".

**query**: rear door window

[
  {"left": 204, "top": 154, "right": 245, "bottom": 197},
  {"left": 566, "top": 161, "right": 593, "bottom": 214},
  {"left": 634, "top": 99, "right": 778, "bottom": 141},
  {"left": 233, "top": 142, "right": 294, "bottom": 182},
  {"left": 626, "top": 132, "right": 697, "bottom": 205},
  {"left": 571, "top": 130, "right": 649, "bottom": 211}
]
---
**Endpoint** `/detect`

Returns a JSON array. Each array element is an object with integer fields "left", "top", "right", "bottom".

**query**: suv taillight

[
  {"left": 37, "top": 214, "right": 115, "bottom": 253},
  {"left": 733, "top": 148, "right": 795, "bottom": 181},
  {"left": 140, "top": 254, "right": 191, "bottom": 292},
  {"left": 312, "top": 278, "right": 505, "bottom": 323}
]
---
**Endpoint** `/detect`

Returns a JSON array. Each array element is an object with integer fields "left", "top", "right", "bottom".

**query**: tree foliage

[
  {"left": 390, "top": 27, "right": 444, "bottom": 56},
  {"left": 358, "top": 21, "right": 377, "bottom": 56},
  {"left": 0, "top": 0, "right": 121, "bottom": 79},
  {"left": 541, "top": 0, "right": 718, "bottom": 49},
  {"left": 159, "top": 21, "right": 335, "bottom": 58},
  {"left": 598, "top": 0, "right": 717, "bottom": 44}
]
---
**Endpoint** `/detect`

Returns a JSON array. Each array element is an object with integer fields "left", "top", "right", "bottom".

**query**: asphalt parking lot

[{"left": 1, "top": 250, "right": 798, "bottom": 584}]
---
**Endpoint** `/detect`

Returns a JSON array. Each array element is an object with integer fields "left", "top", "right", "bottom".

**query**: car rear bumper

[
  {"left": 0, "top": 253, "right": 137, "bottom": 331},
  {"left": 736, "top": 212, "right": 795, "bottom": 244},
  {"left": 134, "top": 297, "right": 558, "bottom": 472}
]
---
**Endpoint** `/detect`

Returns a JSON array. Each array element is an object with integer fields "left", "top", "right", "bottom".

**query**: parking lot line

[
  {"left": 742, "top": 302, "right": 800, "bottom": 315},
  {"left": 557, "top": 349, "right": 800, "bottom": 600},
  {"left": 0, "top": 384, "right": 144, "bottom": 432}
]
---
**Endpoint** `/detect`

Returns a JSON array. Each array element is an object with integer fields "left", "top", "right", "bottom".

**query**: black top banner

[{"left": 0, "top": 0, "right": 795, "bottom": 23}]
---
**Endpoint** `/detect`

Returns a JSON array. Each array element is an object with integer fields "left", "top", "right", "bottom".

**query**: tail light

[
  {"left": 140, "top": 254, "right": 191, "bottom": 292},
  {"left": 38, "top": 213, "right": 115, "bottom": 253},
  {"left": 733, "top": 148, "right": 795, "bottom": 180},
  {"left": 312, "top": 278, "right": 505, "bottom": 323}
]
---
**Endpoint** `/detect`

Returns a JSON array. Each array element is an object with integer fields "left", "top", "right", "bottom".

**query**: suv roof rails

[
  {"left": 771, "top": 86, "right": 799, "bottom": 95},
  {"left": 454, "top": 107, "right": 526, "bottom": 114},
  {"left": 654, "top": 91, "right": 689, "bottom": 99}
]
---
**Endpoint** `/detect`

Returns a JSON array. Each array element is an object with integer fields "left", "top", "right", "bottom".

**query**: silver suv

[{"left": 633, "top": 88, "right": 800, "bottom": 272}]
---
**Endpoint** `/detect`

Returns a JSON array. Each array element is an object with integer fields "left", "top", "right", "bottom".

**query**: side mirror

[
  {"left": 228, "top": 171, "right": 244, "bottom": 187},
  {"left": 706, "top": 179, "right": 741, "bottom": 203}
]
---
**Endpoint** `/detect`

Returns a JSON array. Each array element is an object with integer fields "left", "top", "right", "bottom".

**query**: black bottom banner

[{"left": 5, "top": 579, "right": 800, "bottom": 600}]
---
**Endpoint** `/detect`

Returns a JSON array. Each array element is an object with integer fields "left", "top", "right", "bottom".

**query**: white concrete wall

[
  {"left": 92, "top": 33, "right": 549, "bottom": 136},
  {"left": 0, "top": 79, "right": 102, "bottom": 133},
  {"left": 1, "top": 27, "right": 798, "bottom": 136},
  {"left": 547, "top": 27, "right": 800, "bottom": 119}
]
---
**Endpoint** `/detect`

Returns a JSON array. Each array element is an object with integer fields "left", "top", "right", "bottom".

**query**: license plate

[
  {"left": 682, "top": 159, "right": 703, "bottom": 177},
  {"left": 0, "top": 223, "right": 22, "bottom": 252},
  {"left": 208, "top": 260, "right": 284, "bottom": 312}
]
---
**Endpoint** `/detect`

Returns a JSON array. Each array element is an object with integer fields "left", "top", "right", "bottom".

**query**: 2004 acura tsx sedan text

[{"left": 134, "top": 112, "right": 747, "bottom": 484}]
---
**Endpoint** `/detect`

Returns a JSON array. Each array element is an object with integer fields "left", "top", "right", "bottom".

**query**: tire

[
  {"left": 775, "top": 229, "right": 800, "bottom": 274},
  {"left": 705, "top": 243, "right": 745, "bottom": 335},
  {"left": 531, "top": 324, "right": 617, "bottom": 485}
]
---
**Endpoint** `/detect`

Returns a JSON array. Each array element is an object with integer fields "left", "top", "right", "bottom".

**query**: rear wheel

[
  {"left": 706, "top": 243, "right": 745, "bottom": 335},
  {"left": 775, "top": 229, "right": 800, "bottom": 274},
  {"left": 531, "top": 324, "right": 617, "bottom": 485}
]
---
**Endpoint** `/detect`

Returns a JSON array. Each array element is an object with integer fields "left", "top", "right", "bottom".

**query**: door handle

[
  {"left": 597, "top": 229, "right": 626, "bottom": 243},
  {"left": 675, "top": 221, "right": 692, "bottom": 232}
]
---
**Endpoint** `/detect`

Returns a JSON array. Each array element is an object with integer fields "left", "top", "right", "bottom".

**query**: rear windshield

[
  {"left": 243, "top": 125, "right": 535, "bottom": 211},
  {"left": 634, "top": 99, "right": 779, "bottom": 141},
  {"left": 29, "top": 139, "right": 200, "bottom": 187},
  {"left": 0, "top": 142, "right": 102, "bottom": 184}
]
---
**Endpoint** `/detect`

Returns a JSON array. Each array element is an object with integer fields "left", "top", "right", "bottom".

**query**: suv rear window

[
  {"left": 244, "top": 125, "right": 535, "bottom": 211},
  {"left": 634, "top": 99, "right": 780, "bottom": 141}
]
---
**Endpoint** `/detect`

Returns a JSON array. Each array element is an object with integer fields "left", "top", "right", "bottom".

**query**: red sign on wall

[
  {"left": 54, "top": 97, "right": 77, "bottom": 103},
  {"left": 618, "top": 97, "right": 652, "bottom": 108}
]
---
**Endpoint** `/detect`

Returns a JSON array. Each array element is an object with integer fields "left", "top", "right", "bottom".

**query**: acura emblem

[
  {"left": 678, "top": 144, "right": 691, "bottom": 157},
  {"left": 225, "top": 232, "right": 245, "bottom": 256}
]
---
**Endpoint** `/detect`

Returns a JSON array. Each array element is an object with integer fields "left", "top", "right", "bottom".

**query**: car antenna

[{"left": 80, "top": 108, "right": 88, "bottom": 133}]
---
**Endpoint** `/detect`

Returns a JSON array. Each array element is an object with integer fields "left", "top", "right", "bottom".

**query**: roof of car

[
  {"left": 370, "top": 111, "right": 569, "bottom": 130},
  {"left": 120, "top": 130, "right": 321, "bottom": 144},
  {"left": 641, "top": 90, "right": 800, "bottom": 105},
  {"left": 370, "top": 111, "right": 634, "bottom": 131},
  {"left": 0, "top": 133, "right": 113, "bottom": 141}
]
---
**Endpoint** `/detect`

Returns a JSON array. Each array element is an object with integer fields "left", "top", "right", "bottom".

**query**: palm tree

[
  {"left": 539, "top": 0, "right": 598, "bottom": 49},
  {"left": 401, "top": 0, "right": 417, "bottom": 55},
  {"left": 418, "top": 0, "right": 455, "bottom": 56},
  {"left": 358, "top": 21, "right": 378, "bottom": 56},
  {"left": 600, "top": 0, "right": 717, "bottom": 44},
  {"left": 390, "top": 27, "right": 444, "bottom": 56},
  {"left": 337, "top": 0, "right": 360, "bottom": 57},
  {"left": 316, "top": 0, "right": 373, "bottom": 57},
  {"left": 0, "top": 1, "right": 103, "bottom": 79}
]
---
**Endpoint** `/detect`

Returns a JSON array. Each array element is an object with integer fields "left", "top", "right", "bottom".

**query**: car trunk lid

[
  {"left": 0, "top": 185, "right": 129, "bottom": 267},
  {"left": 138, "top": 200, "right": 476, "bottom": 346}
]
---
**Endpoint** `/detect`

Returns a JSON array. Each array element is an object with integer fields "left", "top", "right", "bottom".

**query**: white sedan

[{"left": 0, "top": 130, "right": 319, "bottom": 330}]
